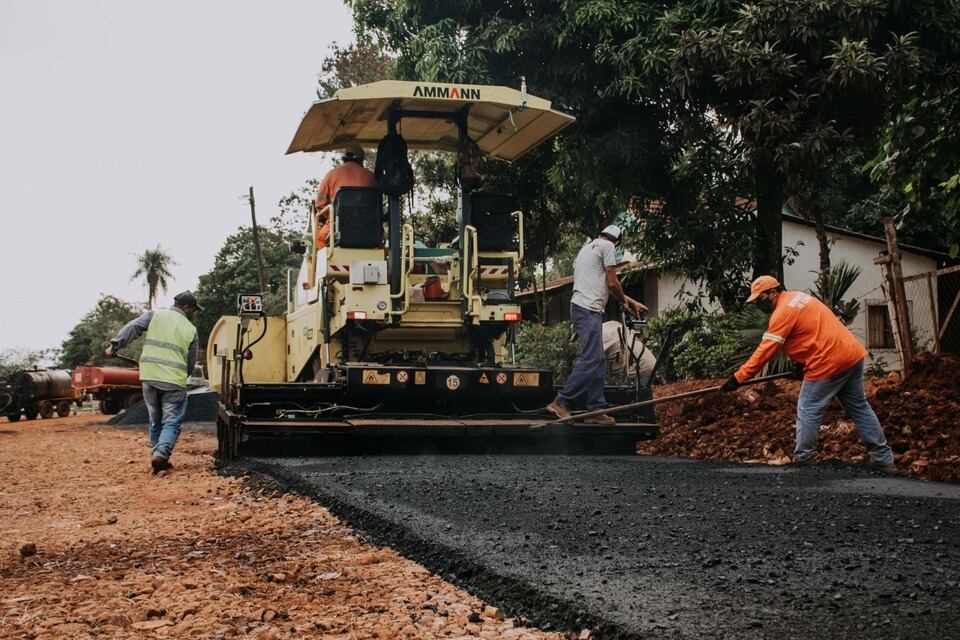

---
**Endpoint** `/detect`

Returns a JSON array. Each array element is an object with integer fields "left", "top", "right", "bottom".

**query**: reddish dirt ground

[
  {"left": 640, "top": 352, "right": 960, "bottom": 483},
  {"left": 0, "top": 417, "right": 564, "bottom": 639}
]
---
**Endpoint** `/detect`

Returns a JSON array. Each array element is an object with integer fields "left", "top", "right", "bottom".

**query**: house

[{"left": 517, "top": 206, "right": 953, "bottom": 366}]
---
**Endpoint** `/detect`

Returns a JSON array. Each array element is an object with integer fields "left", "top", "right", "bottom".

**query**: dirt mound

[
  {"left": 107, "top": 391, "right": 219, "bottom": 426},
  {"left": 640, "top": 352, "right": 960, "bottom": 483}
]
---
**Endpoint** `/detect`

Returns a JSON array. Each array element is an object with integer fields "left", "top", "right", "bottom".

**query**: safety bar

[
  {"left": 306, "top": 204, "right": 334, "bottom": 289},
  {"left": 389, "top": 223, "right": 416, "bottom": 316},
  {"left": 462, "top": 225, "right": 482, "bottom": 316}
]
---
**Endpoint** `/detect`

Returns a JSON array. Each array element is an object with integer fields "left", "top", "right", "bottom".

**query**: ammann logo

[{"left": 413, "top": 85, "right": 481, "bottom": 100}]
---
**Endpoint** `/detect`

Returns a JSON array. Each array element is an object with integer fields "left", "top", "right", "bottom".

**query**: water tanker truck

[{"left": 0, "top": 369, "right": 79, "bottom": 421}]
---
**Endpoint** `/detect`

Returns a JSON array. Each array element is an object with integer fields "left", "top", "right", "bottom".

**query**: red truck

[{"left": 71, "top": 366, "right": 142, "bottom": 415}]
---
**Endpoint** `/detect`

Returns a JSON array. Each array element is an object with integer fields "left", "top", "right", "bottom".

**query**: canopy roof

[{"left": 286, "top": 80, "right": 575, "bottom": 162}]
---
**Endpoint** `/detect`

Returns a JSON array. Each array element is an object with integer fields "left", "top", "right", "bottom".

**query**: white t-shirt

[{"left": 570, "top": 237, "right": 618, "bottom": 313}]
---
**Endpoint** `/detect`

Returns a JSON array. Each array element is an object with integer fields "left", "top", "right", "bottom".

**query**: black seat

[
  {"left": 334, "top": 187, "right": 382, "bottom": 248},
  {"left": 470, "top": 192, "right": 516, "bottom": 251}
]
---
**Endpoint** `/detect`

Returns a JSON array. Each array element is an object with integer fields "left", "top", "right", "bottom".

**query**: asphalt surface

[{"left": 240, "top": 455, "right": 960, "bottom": 639}]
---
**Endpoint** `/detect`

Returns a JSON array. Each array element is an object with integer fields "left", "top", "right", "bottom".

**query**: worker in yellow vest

[{"left": 107, "top": 291, "right": 202, "bottom": 473}]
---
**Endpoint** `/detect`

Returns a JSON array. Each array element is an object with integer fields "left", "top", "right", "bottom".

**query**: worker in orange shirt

[
  {"left": 722, "top": 275, "right": 894, "bottom": 468},
  {"left": 314, "top": 142, "right": 377, "bottom": 250}
]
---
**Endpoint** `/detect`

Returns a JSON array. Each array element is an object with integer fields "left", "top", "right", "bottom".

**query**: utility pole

[{"left": 247, "top": 186, "right": 269, "bottom": 295}]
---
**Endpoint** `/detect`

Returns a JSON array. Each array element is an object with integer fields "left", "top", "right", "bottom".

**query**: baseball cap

[
  {"left": 600, "top": 225, "right": 622, "bottom": 241},
  {"left": 746, "top": 275, "right": 780, "bottom": 302},
  {"left": 342, "top": 143, "right": 365, "bottom": 161},
  {"left": 174, "top": 291, "right": 205, "bottom": 311}
]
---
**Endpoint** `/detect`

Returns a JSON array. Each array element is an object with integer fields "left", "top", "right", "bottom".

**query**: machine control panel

[{"left": 237, "top": 294, "right": 263, "bottom": 317}]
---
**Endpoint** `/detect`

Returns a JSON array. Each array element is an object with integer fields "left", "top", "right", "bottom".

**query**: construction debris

[{"left": 640, "top": 352, "right": 960, "bottom": 483}]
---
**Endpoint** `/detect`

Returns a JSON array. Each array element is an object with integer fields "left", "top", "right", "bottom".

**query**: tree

[
  {"left": 317, "top": 40, "right": 392, "bottom": 98},
  {"left": 194, "top": 226, "right": 303, "bottom": 346},
  {"left": 131, "top": 246, "right": 177, "bottom": 308},
  {"left": 0, "top": 349, "right": 57, "bottom": 378},
  {"left": 59, "top": 295, "right": 144, "bottom": 368}
]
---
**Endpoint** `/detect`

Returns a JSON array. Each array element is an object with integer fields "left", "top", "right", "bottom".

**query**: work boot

[
  {"left": 872, "top": 461, "right": 901, "bottom": 475},
  {"left": 546, "top": 400, "right": 571, "bottom": 420},
  {"left": 151, "top": 455, "right": 171, "bottom": 474},
  {"left": 583, "top": 413, "right": 616, "bottom": 426}
]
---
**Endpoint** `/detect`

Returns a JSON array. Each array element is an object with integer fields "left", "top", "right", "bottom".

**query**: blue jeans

[
  {"left": 795, "top": 359, "right": 894, "bottom": 464},
  {"left": 557, "top": 303, "right": 606, "bottom": 410},
  {"left": 142, "top": 382, "right": 188, "bottom": 460}
]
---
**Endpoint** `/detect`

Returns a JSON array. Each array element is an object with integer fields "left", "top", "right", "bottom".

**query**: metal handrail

[{"left": 390, "top": 223, "right": 416, "bottom": 316}]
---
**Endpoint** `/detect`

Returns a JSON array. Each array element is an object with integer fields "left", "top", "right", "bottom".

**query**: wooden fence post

[
  {"left": 882, "top": 217, "right": 914, "bottom": 376},
  {"left": 926, "top": 272, "right": 941, "bottom": 354}
]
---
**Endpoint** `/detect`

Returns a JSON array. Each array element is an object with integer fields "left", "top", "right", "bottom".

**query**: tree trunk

[{"left": 753, "top": 165, "right": 785, "bottom": 282}]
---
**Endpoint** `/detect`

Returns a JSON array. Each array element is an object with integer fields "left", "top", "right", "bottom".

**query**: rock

[
  {"left": 269, "top": 573, "right": 287, "bottom": 583},
  {"left": 467, "top": 612, "right": 482, "bottom": 623},
  {"left": 580, "top": 630, "right": 594, "bottom": 640},
  {"left": 19, "top": 542, "right": 37, "bottom": 557}
]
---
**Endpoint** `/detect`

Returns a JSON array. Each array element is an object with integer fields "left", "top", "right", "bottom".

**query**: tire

[
  {"left": 24, "top": 405, "right": 39, "bottom": 420},
  {"left": 39, "top": 401, "right": 55, "bottom": 420},
  {"left": 56, "top": 400, "right": 72, "bottom": 418},
  {"left": 123, "top": 392, "right": 143, "bottom": 410},
  {"left": 7, "top": 413, "right": 21, "bottom": 422},
  {"left": 99, "top": 398, "right": 121, "bottom": 415}
]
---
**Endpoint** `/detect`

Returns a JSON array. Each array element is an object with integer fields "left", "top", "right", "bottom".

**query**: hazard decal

[
  {"left": 362, "top": 371, "right": 390, "bottom": 385},
  {"left": 415, "top": 371, "right": 426, "bottom": 385},
  {"left": 495, "top": 372, "right": 508, "bottom": 385},
  {"left": 513, "top": 372, "right": 540, "bottom": 387},
  {"left": 478, "top": 372, "right": 490, "bottom": 384},
  {"left": 396, "top": 371, "right": 409, "bottom": 383}
]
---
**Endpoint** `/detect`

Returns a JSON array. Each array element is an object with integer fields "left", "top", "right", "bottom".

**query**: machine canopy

[{"left": 286, "top": 80, "right": 575, "bottom": 162}]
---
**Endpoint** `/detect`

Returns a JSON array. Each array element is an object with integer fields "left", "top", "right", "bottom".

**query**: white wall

[{"left": 655, "top": 219, "right": 938, "bottom": 368}]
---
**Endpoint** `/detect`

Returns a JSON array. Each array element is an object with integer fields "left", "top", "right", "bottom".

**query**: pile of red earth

[{"left": 638, "top": 352, "right": 960, "bottom": 483}]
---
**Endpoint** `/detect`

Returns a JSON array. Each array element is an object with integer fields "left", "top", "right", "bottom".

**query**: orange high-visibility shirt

[
  {"left": 734, "top": 290, "right": 867, "bottom": 383},
  {"left": 314, "top": 161, "right": 377, "bottom": 250}
]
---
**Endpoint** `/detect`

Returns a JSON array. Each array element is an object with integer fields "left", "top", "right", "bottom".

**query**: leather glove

[
  {"left": 791, "top": 362, "right": 805, "bottom": 381},
  {"left": 720, "top": 375, "right": 740, "bottom": 392}
]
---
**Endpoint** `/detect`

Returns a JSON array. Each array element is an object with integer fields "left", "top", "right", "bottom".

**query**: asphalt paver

[{"left": 245, "top": 455, "right": 960, "bottom": 639}]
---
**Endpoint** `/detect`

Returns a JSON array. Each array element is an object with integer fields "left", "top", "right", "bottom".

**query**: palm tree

[{"left": 131, "top": 246, "right": 177, "bottom": 309}]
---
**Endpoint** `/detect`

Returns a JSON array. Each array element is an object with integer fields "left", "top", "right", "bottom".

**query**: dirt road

[
  {"left": 248, "top": 454, "right": 960, "bottom": 639},
  {"left": 0, "top": 417, "right": 563, "bottom": 639}
]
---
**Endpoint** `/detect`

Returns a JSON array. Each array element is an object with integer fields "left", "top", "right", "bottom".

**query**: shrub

[{"left": 514, "top": 321, "right": 580, "bottom": 384}]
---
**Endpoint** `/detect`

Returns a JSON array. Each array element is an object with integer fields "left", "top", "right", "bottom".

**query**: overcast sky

[{"left": 0, "top": 0, "right": 353, "bottom": 353}]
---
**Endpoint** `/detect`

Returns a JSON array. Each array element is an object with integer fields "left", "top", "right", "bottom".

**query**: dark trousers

[{"left": 557, "top": 303, "right": 606, "bottom": 410}]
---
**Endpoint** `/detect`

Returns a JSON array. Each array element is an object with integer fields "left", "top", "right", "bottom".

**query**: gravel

[{"left": 245, "top": 454, "right": 960, "bottom": 639}]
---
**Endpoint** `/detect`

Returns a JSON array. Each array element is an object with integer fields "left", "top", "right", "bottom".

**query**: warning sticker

[
  {"left": 478, "top": 372, "right": 489, "bottom": 384},
  {"left": 414, "top": 371, "right": 426, "bottom": 385},
  {"left": 362, "top": 371, "right": 390, "bottom": 385},
  {"left": 513, "top": 372, "right": 540, "bottom": 387},
  {"left": 396, "top": 371, "right": 409, "bottom": 383},
  {"left": 495, "top": 372, "right": 508, "bottom": 385}
]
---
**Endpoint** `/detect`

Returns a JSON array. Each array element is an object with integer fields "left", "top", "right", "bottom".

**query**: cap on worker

[
  {"left": 342, "top": 142, "right": 365, "bottom": 162},
  {"left": 600, "top": 225, "right": 622, "bottom": 241},
  {"left": 174, "top": 291, "right": 204, "bottom": 311},
  {"left": 746, "top": 275, "right": 781, "bottom": 303}
]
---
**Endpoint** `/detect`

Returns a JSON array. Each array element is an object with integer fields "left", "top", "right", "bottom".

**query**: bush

[
  {"left": 648, "top": 308, "right": 742, "bottom": 381},
  {"left": 514, "top": 321, "right": 580, "bottom": 384}
]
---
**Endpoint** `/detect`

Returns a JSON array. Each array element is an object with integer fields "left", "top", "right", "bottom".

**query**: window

[{"left": 867, "top": 304, "right": 895, "bottom": 349}]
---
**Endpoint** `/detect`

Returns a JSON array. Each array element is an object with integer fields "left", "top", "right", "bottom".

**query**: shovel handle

[{"left": 530, "top": 371, "right": 793, "bottom": 431}]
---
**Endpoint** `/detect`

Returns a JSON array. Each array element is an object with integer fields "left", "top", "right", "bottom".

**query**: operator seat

[
  {"left": 334, "top": 187, "right": 383, "bottom": 248},
  {"left": 470, "top": 192, "right": 516, "bottom": 251}
]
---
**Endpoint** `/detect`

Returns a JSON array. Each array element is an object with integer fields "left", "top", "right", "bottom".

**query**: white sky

[{"left": 0, "top": 0, "right": 353, "bottom": 352}]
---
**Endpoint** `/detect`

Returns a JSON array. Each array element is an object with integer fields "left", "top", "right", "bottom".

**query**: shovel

[{"left": 529, "top": 371, "right": 793, "bottom": 431}]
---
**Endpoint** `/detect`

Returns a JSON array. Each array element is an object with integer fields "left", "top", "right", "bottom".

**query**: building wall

[{"left": 655, "top": 219, "right": 938, "bottom": 367}]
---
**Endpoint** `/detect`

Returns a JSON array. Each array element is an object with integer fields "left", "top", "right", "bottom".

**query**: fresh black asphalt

[{"left": 238, "top": 455, "right": 960, "bottom": 639}]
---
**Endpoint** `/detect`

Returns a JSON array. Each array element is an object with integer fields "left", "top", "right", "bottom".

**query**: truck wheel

[
  {"left": 24, "top": 405, "right": 39, "bottom": 420},
  {"left": 7, "top": 413, "right": 21, "bottom": 422},
  {"left": 56, "top": 400, "right": 72, "bottom": 418},
  {"left": 99, "top": 399, "right": 121, "bottom": 415},
  {"left": 124, "top": 392, "right": 143, "bottom": 409},
  {"left": 39, "top": 401, "right": 55, "bottom": 419}
]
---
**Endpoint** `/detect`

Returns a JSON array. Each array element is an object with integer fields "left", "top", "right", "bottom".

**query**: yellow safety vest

[{"left": 139, "top": 309, "right": 197, "bottom": 387}]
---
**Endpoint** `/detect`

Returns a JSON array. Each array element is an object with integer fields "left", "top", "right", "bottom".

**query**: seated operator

[{"left": 314, "top": 142, "right": 377, "bottom": 251}]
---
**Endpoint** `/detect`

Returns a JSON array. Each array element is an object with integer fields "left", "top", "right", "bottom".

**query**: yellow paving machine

[{"left": 209, "top": 81, "right": 658, "bottom": 459}]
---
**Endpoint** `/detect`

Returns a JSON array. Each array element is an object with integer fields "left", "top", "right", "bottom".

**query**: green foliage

[
  {"left": 810, "top": 260, "right": 862, "bottom": 325},
  {"left": 59, "top": 295, "right": 145, "bottom": 368},
  {"left": 131, "top": 245, "right": 176, "bottom": 309},
  {"left": 514, "top": 321, "right": 580, "bottom": 384},
  {"left": 194, "top": 227, "right": 303, "bottom": 346},
  {"left": 317, "top": 40, "right": 392, "bottom": 98},
  {"left": 647, "top": 307, "right": 742, "bottom": 381}
]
